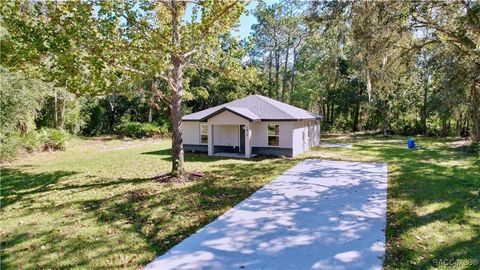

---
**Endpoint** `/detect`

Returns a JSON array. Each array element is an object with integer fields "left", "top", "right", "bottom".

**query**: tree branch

[
  {"left": 199, "top": 0, "right": 241, "bottom": 40},
  {"left": 115, "top": 65, "right": 145, "bottom": 74},
  {"left": 182, "top": 49, "right": 198, "bottom": 59},
  {"left": 156, "top": 72, "right": 175, "bottom": 91}
]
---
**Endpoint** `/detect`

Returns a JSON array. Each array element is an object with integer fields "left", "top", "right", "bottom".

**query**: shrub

[
  {"left": 0, "top": 68, "right": 48, "bottom": 135},
  {"left": 36, "top": 128, "right": 69, "bottom": 150},
  {"left": 0, "top": 132, "right": 23, "bottom": 161},
  {"left": 474, "top": 142, "right": 480, "bottom": 156},
  {"left": 22, "top": 131, "right": 43, "bottom": 151},
  {"left": 80, "top": 97, "right": 111, "bottom": 136},
  {"left": 115, "top": 122, "right": 164, "bottom": 138}
]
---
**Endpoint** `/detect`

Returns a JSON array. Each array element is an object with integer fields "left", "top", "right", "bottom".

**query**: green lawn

[{"left": 1, "top": 135, "right": 479, "bottom": 269}]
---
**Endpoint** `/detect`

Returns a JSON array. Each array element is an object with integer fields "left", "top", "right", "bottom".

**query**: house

[{"left": 182, "top": 94, "right": 322, "bottom": 158}]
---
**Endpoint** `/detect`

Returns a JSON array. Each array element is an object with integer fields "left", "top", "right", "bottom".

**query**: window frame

[
  {"left": 267, "top": 124, "right": 280, "bottom": 147},
  {"left": 200, "top": 124, "right": 208, "bottom": 145}
]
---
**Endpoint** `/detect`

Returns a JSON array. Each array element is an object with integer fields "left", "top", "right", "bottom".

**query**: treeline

[
  {"left": 1, "top": 1, "right": 479, "bottom": 162},
  {"left": 0, "top": 68, "right": 171, "bottom": 160},
  {"left": 248, "top": 1, "right": 479, "bottom": 139}
]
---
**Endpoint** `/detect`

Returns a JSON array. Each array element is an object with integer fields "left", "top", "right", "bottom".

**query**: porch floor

[{"left": 213, "top": 152, "right": 257, "bottom": 158}]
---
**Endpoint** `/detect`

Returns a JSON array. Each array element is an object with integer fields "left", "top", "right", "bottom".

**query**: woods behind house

[{"left": 1, "top": 0, "right": 479, "bottom": 164}]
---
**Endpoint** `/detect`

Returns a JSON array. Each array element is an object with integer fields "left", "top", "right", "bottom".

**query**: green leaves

[{"left": 0, "top": 67, "right": 50, "bottom": 134}]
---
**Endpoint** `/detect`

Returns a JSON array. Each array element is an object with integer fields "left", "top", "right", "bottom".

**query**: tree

[
  {"left": 0, "top": 67, "right": 49, "bottom": 134},
  {"left": 0, "top": 1, "right": 108, "bottom": 129},
  {"left": 251, "top": 1, "right": 306, "bottom": 102},
  {"left": 410, "top": 0, "right": 480, "bottom": 142},
  {"left": 96, "top": 0, "right": 244, "bottom": 176}
]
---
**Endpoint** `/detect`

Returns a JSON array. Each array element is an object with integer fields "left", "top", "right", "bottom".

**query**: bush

[
  {"left": 474, "top": 142, "right": 480, "bottom": 156},
  {"left": 24, "top": 128, "right": 69, "bottom": 151},
  {"left": 37, "top": 128, "right": 69, "bottom": 150},
  {"left": 0, "top": 68, "right": 49, "bottom": 135},
  {"left": 0, "top": 132, "right": 23, "bottom": 161},
  {"left": 115, "top": 122, "right": 165, "bottom": 138},
  {"left": 0, "top": 128, "right": 69, "bottom": 161},
  {"left": 22, "top": 131, "right": 43, "bottom": 151}
]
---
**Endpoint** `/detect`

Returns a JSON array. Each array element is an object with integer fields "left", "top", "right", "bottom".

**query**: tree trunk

[
  {"left": 464, "top": 118, "right": 470, "bottom": 137},
  {"left": 330, "top": 101, "right": 334, "bottom": 124},
  {"left": 383, "top": 102, "right": 388, "bottom": 136},
  {"left": 54, "top": 89, "right": 59, "bottom": 128},
  {"left": 322, "top": 98, "right": 326, "bottom": 120},
  {"left": 148, "top": 107, "right": 152, "bottom": 123},
  {"left": 268, "top": 51, "right": 273, "bottom": 98},
  {"left": 461, "top": 116, "right": 469, "bottom": 137},
  {"left": 441, "top": 117, "right": 448, "bottom": 137},
  {"left": 60, "top": 96, "right": 66, "bottom": 129},
  {"left": 108, "top": 95, "right": 116, "bottom": 131},
  {"left": 325, "top": 100, "right": 330, "bottom": 123},
  {"left": 290, "top": 37, "right": 302, "bottom": 103},
  {"left": 471, "top": 79, "right": 480, "bottom": 143},
  {"left": 421, "top": 74, "right": 428, "bottom": 135},
  {"left": 274, "top": 50, "right": 280, "bottom": 100},
  {"left": 290, "top": 48, "right": 297, "bottom": 103},
  {"left": 420, "top": 52, "right": 430, "bottom": 135},
  {"left": 170, "top": 1, "right": 185, "bottom": 176},
  {"left": 318, "top": 96, "right": 323, "bottom": 117},
  {"left": 456, "top": 113, "right": 461, "bottom": 136},
  {"left": 352, "top": 104, "right": 360, "bottom": 132},
  {"left": 281, "top": 42, "right": 290, "bottom": 101}
]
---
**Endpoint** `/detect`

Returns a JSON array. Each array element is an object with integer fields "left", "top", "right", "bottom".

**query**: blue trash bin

[{"left": 407, "top": 139, "right": 415, "bottom": 149}]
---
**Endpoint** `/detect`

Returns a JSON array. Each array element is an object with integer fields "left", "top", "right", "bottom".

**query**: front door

[{"left": 239, "top": 125, "right": 245, "bottom": 153}]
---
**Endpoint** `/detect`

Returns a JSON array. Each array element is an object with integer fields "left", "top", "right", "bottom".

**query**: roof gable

[{"left": 199, "top": 107, "right": 260, "bottom": 122}]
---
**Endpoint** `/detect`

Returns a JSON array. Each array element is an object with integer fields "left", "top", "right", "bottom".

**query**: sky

[
  {"left": 185, "top": 1, "right": 259, "bottom": 40},
  {"left": 231, "top": 1, "right": 258, "bottom": 40}
]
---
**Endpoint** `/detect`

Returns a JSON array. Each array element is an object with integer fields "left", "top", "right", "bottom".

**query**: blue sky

[{"left": 231, "top": 1, "right": 258, "bottom": 40}]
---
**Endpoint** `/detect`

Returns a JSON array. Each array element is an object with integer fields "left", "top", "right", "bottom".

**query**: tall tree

[
  {"left": 97, "top": 0, "right": 244, "bottom": 176},
  {"left": 411, "top": 0, "right": 480, "bottom": 142}
]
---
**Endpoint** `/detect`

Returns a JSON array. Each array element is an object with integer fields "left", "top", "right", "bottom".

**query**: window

[
  {"left": 200, "top": 124, "right": 208, "bottom": 144},
  {"left": 268, "top": 124, "right": 279, "bottom": 146}
]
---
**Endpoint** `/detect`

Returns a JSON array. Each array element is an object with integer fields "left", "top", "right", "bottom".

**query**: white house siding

[
  {"left": 182, "top": 116, "right": 319, "bottom": 157},
  {"left": 183, "top": 121, "right": 200, "bottom": 144},
  {"left": 250, "top": 122, "right": 293, "bottom": 148},
  {"left": 292, "top": 120, "right": 321, "bottom": 156},
  {"left": 213, "top": 125, "right": 239, "bottom": 147},
  {"left": 292, "top": 124, "right": 305, "bottom": 157},
  {"left": 207, "top": 111, "right": 249, "bottom": 125},
  {"left": 309, "top": 121, "right": 321, "bottom": 147}
]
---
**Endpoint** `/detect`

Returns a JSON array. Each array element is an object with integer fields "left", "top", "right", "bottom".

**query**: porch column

[
  {"left": 208, "top": 124, "right": 214, "bottom": 156},
  {"left": 245, "top": 123, "right": 252, "bottom": 158}
]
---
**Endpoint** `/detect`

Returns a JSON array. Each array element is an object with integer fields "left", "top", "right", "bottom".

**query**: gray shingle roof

[{"left": 183, "top": 95, "right": 322, "bottom": 121}]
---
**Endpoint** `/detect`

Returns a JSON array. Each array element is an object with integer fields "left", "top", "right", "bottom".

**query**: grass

[
  {"left": 1, "top": 135, "right": 479, "bottom": 269},
  {"left": 0, "top": 137, "right": 298, "bottom": 269},
  {"left": 312, "top": 134, "right": 480, "bottom": 270}
]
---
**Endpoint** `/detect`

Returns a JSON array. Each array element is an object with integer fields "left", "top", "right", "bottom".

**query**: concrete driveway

[{"left": 146, "top": 159, "right": 388, "bottom": 270}]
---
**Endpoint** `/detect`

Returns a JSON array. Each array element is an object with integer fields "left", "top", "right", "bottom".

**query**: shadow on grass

[
  {"left": 142, "top": 148, "right": 282, "bottom": 163},
  {"left": 141, "top": 148, "right": 172, "bottom": 156},
  {"left": 2, "top": 135, "right": 478, "bottom": 269},
  {"left": 384, "top": 156, "right": 480, "bottom": 269},
  {"left": 0, "top": 168, "right": 77, "bottom": 208},
  {"left": 79, "top": 158, "right": 298, "bottom": 260},
  {"left": 322, "top": 135, "right": 480, "bottom": 269}
]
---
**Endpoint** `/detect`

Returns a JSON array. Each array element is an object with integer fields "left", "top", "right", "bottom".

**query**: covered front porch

[{"left": 207, "top": 123, "right": 254, "bottom": 158}]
